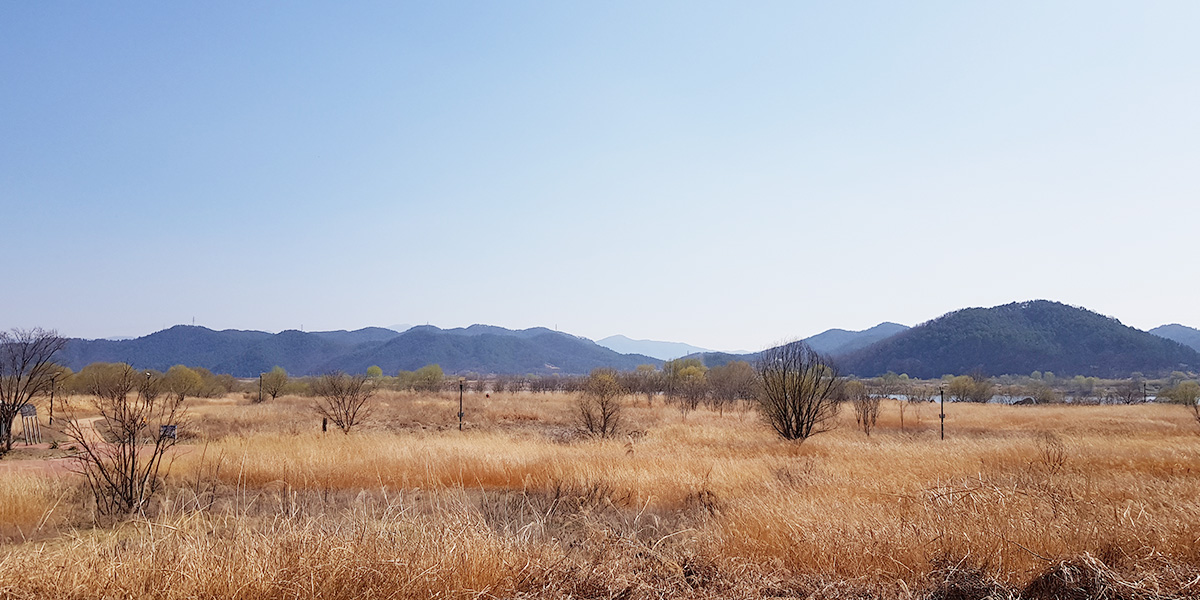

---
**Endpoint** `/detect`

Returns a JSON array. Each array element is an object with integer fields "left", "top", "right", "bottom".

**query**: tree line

[{"left": 4, "top": 327, "right": 1199, "bottom": 520}]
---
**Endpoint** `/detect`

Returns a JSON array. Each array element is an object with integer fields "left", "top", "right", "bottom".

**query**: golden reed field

[{"left": 2, "top": 391, "right": 1199, "bottom": 599}]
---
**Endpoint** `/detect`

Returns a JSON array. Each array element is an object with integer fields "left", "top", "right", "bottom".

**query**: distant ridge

[
  {"left": 685, "top": 322, "right": 909, "bottom": 368},
  {"left": 839, "top": 300, "right": 1200, "bottom": 378},
  {"left": 50, "top": 305, "right": 1198, "bottom": 379},
  {"left": 596, "top": 335, "right": 712, "bottom": 361},
  {"left": 58, "top": 324, "right": 658, "bottom": 377},
  {"left": 328, "top": 326, "right": 656, "bottom": 375},
  {"left": 802, "top": 322, "right": 909, "bottom": 357},
  {"left": 1150, "top": 323, "right": 1200, "bottom": 353}
]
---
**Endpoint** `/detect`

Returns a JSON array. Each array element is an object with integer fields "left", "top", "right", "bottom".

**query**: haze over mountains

[
  {"left": 1149, "top": 324, "right": 1200, "bottom": 353},
  {"left": 595, "top": 335, "right": 713, "bottom": 360},
  {"left": 52, "top": 301, "right": 1199, "bottom": 379},
  {"left": 802, "top": 322, "right": 910, "bottom": 357}
]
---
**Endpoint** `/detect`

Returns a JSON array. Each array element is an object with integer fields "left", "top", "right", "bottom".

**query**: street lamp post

[{"left": 458, "top": 377, "right": 466, "bottom": 431}]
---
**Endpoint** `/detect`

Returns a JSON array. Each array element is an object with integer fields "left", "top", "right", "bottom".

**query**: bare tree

[
  {"left": 847, "top": 380, "right": 880, "bottom": 436},
  {"left": 312, "top": 372, "right": 375, "bottom": 434},
  {"left": 755, "top": 341, "right": 844, "bottom": 442},
  {"left": 902, "top": 383, "right": 934, "bottom": 431},
  {"left": 619, "top": 365, "right": 661, "bottom": 407},
  {"left": 62, "top": 364, "right": 185, "bottom": 515},
  {"left": 1111, "top": 380, "right": 1142, "bottom": 404},
  {"left": 708, "top": 360, "right": 757, "bottom": 416},
  {"left": 576, "top": 368, "right": 624, "bottom": 438},
  {"left": 0, "top": 328, "right": 67, "bottom": 454}
]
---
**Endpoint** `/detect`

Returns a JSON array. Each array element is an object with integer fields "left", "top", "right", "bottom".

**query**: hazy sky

[{"left": 3, "top": 2, "right": 1198, "bottom": 351}]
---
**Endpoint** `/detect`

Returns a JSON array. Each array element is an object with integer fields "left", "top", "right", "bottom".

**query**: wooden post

[
  {"left": 458, "top": 377, "right": 465, "bottom": 431},
  {"left": 939, "top": 389, "right": 945, "bottom": 441},
  {"left": 49, "top": 375, "right": 56, "bottom": 425}
]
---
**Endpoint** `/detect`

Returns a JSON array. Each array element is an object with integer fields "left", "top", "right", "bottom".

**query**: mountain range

[
  {"left": 59, "top": 325, "right": 658, "bottom": 377},
  {"left": 52, "top": 301, "right": 1199, "bottom": 379}
]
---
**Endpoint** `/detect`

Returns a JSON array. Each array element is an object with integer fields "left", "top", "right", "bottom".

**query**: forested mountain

[
  {"left": 58, "top": 324, "right": 658, "bottom": 377},
  {"left": 839, "top": 301, "right": 1200, "bottom": 378},
  {"left": 328, "top": 327, "right": 657, "bottom": 374},
  {"left": 54, "top": 305, "right": 1197, "bottom": 379},
  {"left": 1150, "top": 323, "right": 1200, "bottom": 352}
]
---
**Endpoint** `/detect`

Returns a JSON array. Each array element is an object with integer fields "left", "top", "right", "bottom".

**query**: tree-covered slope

[
  {"left": 839, "top": 301, "right": 1200, "bottom": 378},
  {"left": 60, "top": 326, "right": 275, "bottom": 373},
  {"left": 59, "top": 324, "right": 658, "bottom": 376},
  {"left": 324, "top": 326, "right": 659, "bottom": 375}
]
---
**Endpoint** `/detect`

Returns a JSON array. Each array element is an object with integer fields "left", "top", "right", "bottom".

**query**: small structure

[{"left": 19, "top": 404, "right": 41, "bottom": 445}]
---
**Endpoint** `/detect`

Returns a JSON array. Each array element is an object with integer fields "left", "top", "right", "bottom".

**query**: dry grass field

[{"left": 2, "top": 391, "right": 1199, "bottom": 599}]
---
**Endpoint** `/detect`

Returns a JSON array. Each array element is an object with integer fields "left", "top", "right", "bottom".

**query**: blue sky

[{"left": 2, "top": 2, "right": 1198, "bottom": 351}]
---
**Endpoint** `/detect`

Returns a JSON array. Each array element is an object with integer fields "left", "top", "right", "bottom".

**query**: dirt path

[{"left": 0, "top": 417, "right": 103, "bottom": 475}]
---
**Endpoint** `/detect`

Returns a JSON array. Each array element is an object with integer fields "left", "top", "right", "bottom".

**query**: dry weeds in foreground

[{"left": 1, "top": 392, "right": 1199, "bottom": 599}]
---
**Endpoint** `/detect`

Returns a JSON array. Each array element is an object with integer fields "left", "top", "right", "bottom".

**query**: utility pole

[
  {"left": 258, "top": 373, "right": 263, "bottom": 403},
  {"left": 940, "top": 388, "right": 946, "bottom": 441}
]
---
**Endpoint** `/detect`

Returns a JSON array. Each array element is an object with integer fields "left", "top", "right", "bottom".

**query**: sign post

[{"left": 19, "top": 404, "right": 41, "bottom": 445}]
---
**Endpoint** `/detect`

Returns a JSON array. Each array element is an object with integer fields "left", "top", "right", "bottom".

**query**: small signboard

[
  {"left": 160, "top": 425, "right": 177, "bottom": 440},
  {"left": 19, "top": 404, "right": 37, "bottom": 418}
]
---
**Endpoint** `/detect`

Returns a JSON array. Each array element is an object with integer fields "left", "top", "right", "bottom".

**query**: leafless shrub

[
  {"left": 62, "top": 363, "right": 185, "bottom": 516},
  {"left": 904, "top": 383, "right": 935, "bottom": 430},
  {"left": 312, "top": 372, "right": 375, "bottom": 434},
  {"left": 1034, "top": 431, "right": 1067, "bottom": 475},
  {"left": 926, "top": 559, "right": 1012, "bottom": 600},
  {"left": 755, "top": 341, "right": 843, "bottom": 442},
  {"left": 576, "top": 369, "right": 624, "bottom": 438},
  {"left": 847, "top": 380, "right": 880, "bottom": 436}
]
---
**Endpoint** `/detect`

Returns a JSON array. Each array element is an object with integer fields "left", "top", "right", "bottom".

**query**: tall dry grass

[
  {"left": 0, "top": 473, "right": 76, "bottom": 541},
  {"left": 2, "top": 393, "right": 1199, "bottom": 599}
]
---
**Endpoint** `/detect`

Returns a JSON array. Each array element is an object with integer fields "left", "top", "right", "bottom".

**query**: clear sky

[{"left": 2, "top": 2, "right": 1198, "bottom": 351}]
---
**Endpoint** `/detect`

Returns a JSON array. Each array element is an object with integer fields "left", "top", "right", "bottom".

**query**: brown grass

[{"left": 2, "top": 393, "right": 1199, "bottom": 599}]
